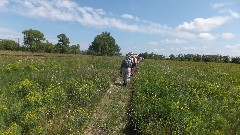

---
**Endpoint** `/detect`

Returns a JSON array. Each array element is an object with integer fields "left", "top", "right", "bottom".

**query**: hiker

[
  {"left": 138, "top": 56, "right": 144, "bottom": 62},
  {"left": 137, "top": 55, "right": 140, "bottom": 63},
  {"left": 131, "top": 53, "right": 137, "bottom": 76},
  {"left": 120, "top": 53, "right": 133, "bottom": 86}
]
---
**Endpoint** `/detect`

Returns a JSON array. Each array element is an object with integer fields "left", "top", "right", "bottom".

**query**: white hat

[{"left": 128, "top": 52, "right": 133, "bottom": 55}]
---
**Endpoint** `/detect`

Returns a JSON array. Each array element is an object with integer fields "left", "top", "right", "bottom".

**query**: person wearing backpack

[
  {"left": 131, "top": 53, "right": 137, "bottom": 76},
  {"left": 120, "top": 53, "right": 133, "bottom": 86}
]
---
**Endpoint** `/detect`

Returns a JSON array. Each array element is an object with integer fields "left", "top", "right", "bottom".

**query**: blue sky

[{"left": 0, "top": 0, "right": 240, "bottom": 56}]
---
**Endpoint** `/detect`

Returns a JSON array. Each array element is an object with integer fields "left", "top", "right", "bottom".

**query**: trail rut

[{"left": 83, "top": 77, "right": 133, "bottom": 135}]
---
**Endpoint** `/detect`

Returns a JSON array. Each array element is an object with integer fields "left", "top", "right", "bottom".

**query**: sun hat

[{"left": 128, "top": 52, "right": 133, "bottom": 55}]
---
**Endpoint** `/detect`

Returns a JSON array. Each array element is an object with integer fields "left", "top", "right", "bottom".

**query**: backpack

[
  {"left": 133, "top": 56, "right": 137, "bottom": 64},
  {"left": 122, "top": 58, "right": 132, "bottom": 68}
]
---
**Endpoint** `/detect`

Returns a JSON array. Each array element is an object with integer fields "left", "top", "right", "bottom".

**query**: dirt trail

[{"left": 83, "top": 77, "right": 134, "bottom": 135}]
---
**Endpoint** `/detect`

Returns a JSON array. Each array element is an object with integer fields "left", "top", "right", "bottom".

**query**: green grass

[
  {"left": 131, "top": 59, "right": 240, "bottom": 134},
  {"left": 2, "top": 51, "right": 240, "bottom": 134},
  {"left": 0, "top": 53, "right": 122, "bottom": 134}
]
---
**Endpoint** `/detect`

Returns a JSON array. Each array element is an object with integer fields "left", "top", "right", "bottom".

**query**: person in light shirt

[{"left": 120, "top": 53, "right": 133, "bottom": 86}]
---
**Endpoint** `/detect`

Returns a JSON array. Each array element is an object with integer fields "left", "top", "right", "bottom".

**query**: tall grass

[
  {"left": 0, "top": 55, "right": 121, "bottom": 134},
  {"left": 131, "top": 60, "right": 240, "bottom": 134}
]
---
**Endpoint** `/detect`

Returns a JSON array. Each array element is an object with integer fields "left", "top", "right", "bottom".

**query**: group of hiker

[{"left": 120, "top": 52, "right": 144, "bottom": 86}]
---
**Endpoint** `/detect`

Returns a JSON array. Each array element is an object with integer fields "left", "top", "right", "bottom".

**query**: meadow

[
  {"left": 131, "top": 60, "right": 240, "bottom": 134},
  {"left": 1, "top": 51, "right": 240, "bottom": 134},
  {"left": 0, "top": 52, "right": 121, "bottom": 134}
]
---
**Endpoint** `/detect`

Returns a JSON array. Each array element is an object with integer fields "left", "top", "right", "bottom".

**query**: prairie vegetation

[
  {"left": 0, "top": 53, "right": 121, "bottom": 134},
  {"left": 131, "top": 60, "right": 240, "bottom": 134},
  {"left": 1, "top": 52, "right": 240, "bottom": 134}
]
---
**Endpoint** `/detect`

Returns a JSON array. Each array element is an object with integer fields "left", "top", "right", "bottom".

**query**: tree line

[
  {"left": 139, "top": 52, "right": 240, "bottom": 64},
  {"left": 0, "top": 29, "right": 81, "bottom": 54},
  {"left": 1, "top": 28, "right": 240, "bottom": 63},
  {"left": 0, "top": 29, "right": 121, "bottom": 56}
]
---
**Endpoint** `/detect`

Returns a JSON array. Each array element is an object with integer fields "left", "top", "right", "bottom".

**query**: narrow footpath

[{"left": 83, "top": 77, "right": 136, "bottom": 135}]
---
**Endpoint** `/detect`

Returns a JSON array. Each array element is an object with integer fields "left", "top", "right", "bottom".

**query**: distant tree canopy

[
  {"left": 88, "top": 32, "right": 121, "bottom": 56},
  {"left": 0, "top": 39, "right": 19, "bottom": 51},
  {"left": 55, "top": 33, "right": 70, "bottom": 54},
  {"left": 139, "top": 52, "right": 240, "bottom": 63},
  {"left": 3, "top": 28, "right": 240, "bottom": 64},
  {"left": 41, "top": 41, "right": 55, "bottom": 53},
  {"left": 22, "top": 29, "right": 45, "bottom": 52},
  {"left": 139, "top": 52, "right": 165, "bottom": 60},
  {"left": 21, "top": 29, "right": 80, "bottom": 54},
  {"left": 70, "top": 44, "right": 81, "bottom": 54},
  {"left": 169, "top": 54, "right": 231, "bottom": 63}
]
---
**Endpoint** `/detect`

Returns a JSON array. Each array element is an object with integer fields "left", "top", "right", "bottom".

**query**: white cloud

[
  {"left": 166, "top": 44, "right": 240, "bottom": 57},
  {"left": 221, "top": 33, "right": 235, "bottom": 39},
  {"left": 183, "top": 46, "right": 196, "bottom": 50},
  {"left": 212, "top": 2, "right": 233, "bottom": 9},
  {"left": 228, "top": 10, "right": 240, "bottom": 19},
  {"left": 1, "top": 0, "right": 236, "bottom": 43},
  {"left": 14, "top": 0, "right": 79, "bottom": 21},
  {"left": 2, "top": 0, "right": 173, "bottom": 35},
  {"left": 0, "top": 0, "right": 8, "bottom": 6},
  {"left": 0, "top": 28, "right": 22, "bottom": 43},
  {"left": 177, "top": 16, "right": 231, "bottom": 32},
  {"left": 219, "top": 9, "right": 240, "bottom": 19},
  {"left": 150, "top": 48, "right": 164, "bottom": 53},
  {"left": 0, "top": 0, "right": 203, "bottom": 41},
  {"left": 160, "top": 39, "right": 188, "bottom": 44},
  {"left": 108, "top": 18, "right": 141, "bottom": 32},
  {"left": 77, "top": 7, "right": 109, "bottom": 26},
  {"left": 196, "top": 32, "right": 234, "bottom": 41},
  {"left": 148, "top": 39, "right": 188, "bottom": 45},
  {"left": 199, "top": 33, "right": 215, "bottom": 40},
  {"left": 170, "top": 45, "right": 222, "bottom": 56},
  {"left": 225, "top": 44, "right": 240, "bottom": 56},
  {"left": 148, "top": 41, "right": 158, "bottom": 45},
  {"left": 202, "top": 46, "right": 208, "bottom": 49},
  {"left": 172, "top": 30, "right": 197, "bottom": 40},
  {"left": 121, "top": 14, "right": 138, "bottom": 20},
  {"left": 153, "top": 49, "right": 158, "bottom": 52},
  {"left": 225, "top": 44, "right": 240, "bottom": 51},
  {"left": 212, "top": 3, "right": 226, "bottom": 9},
  {"left": 0, "top": 0, "right": 9, "bottom": 11}
]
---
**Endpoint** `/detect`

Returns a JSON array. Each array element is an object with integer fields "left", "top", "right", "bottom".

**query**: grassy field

[
  {"left": 1, "top": 51, "right": 240, "bottom": 134},
  {"left": 131, "top": 60, "right": 240, "bottom": 134},
  {"left": 0, "top": 52, "right": 122, "bottom": 134}
]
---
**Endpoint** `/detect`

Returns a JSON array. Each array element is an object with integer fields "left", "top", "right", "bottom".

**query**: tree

[
  {"left": 142, "top": 52, "right": 149, "bottom": 59},
  {"left": 193, "top": 54, "right": 202, "bottom": 62},
  {"left": 231, "top": 57, "right": 240, "bottom": 64},
  {"left": 22, "top": 29, "right": 45, "bottom": 52},
  {"left": 0, "top": 39, "right": 19, "bottom": 51},
  {"left": 138, "top": 52, "right": 164, "bottom": 60},
  {"left": 69, "top": 44, "right": 80, "bottom": 54},
  {"left": 55, "top": 33, "right": 70, "bottom": 54},
  {"left": 88, "top": 32, "right": 121, "bottom": 56},
  {"left": 222, "top": 56, "right": 230, "bottom": 63},
  {"left": 42, "top": 40, "right": 55, "bottom": 53},
  {"left": 169, "top": 54, "right": 175, "bottom": 60}
]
